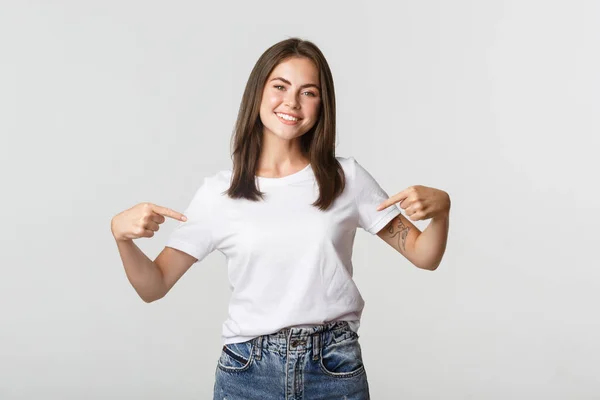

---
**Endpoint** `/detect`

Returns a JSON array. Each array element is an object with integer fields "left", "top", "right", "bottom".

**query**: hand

[
  {"left": 111, "top": 202, "right": 187, "bottom": 241},
  {"left": 376, "top": 185, "right": 450, "bottom": 221}
]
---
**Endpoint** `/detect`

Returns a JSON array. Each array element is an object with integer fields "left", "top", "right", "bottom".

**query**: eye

[
  {"left": 303, "top": 91, "right": 317, "bottom": 97},
  {"left": 273, "top": 85, "right": 285, "bottom": 90}
]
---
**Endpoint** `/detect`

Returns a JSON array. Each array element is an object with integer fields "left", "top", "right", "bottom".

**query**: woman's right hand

[{"left": 111, "top": 202, "right": 187, "bottom": 242}]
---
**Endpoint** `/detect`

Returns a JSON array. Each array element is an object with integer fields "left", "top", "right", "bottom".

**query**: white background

[{"left": 1, "top": 1, "right": 599, "bottom": 399}]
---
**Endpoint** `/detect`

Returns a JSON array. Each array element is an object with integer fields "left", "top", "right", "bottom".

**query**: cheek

[
  {"left": 263, "top": 93, "right": 282, "bottom": 109},
  {"left": 306, "top": 101, "right": 321, "bottom": 119},
  {"left": 260, "top": 95, "right": 281, "bottom": 121}
]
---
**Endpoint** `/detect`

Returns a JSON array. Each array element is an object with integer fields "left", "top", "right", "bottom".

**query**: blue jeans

[{"left": 213, "top": 321, "right": 370, "bottom": 399}]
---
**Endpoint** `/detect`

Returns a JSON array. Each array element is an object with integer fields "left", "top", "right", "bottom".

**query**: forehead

[{"left": 268, "top": 57, "right": 319, "bottom": 83}]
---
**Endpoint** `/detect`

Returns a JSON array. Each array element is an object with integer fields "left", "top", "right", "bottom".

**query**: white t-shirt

[{"left": 166, "top": 156, "right": 401, "bottom": 345}]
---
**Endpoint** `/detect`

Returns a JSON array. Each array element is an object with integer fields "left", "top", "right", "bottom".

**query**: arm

[
  {"left": 376, "top": 211, "right": 449, "bottom": 271},
  {"left": 376, "top": 213, "right": 423, "bottom": 269},
  {"left": 114, "top": 238, "right": 168, "bottom": 302},
  {"left": 413, "top": 212, "right": 449, "bottom": 270},
  {"left": 113, "top": 236, "right": 198, "bottom": 302}
]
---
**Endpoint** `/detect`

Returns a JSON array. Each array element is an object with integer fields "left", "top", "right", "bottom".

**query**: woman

[{"left": 111, "top": 37, "right": 451, "bottom": 399}]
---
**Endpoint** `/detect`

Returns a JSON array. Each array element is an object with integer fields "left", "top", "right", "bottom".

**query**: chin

[
  {"left": 273, "top": 131, "right": 306, "bottom": 141},
  {"left": 264, "top": 123, "right": 307, "bottom": 140}
]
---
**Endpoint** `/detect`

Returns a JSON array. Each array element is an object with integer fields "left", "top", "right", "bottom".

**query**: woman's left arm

[{"left": 376, "top": 185, "right": 451, "bottom": 271}]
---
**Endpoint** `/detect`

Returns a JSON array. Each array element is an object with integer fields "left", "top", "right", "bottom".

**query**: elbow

[
  {"left": 139, "top": 290, "right": 165, "bottom": 303},
  {"left": 141, "top": 295, "right": 163, "bottom": 303},
  {"left": 136, "top": 281, "right": 168, "bottom": 303},
  {"left": 415, "top": 260, "right": 440, "bottom": 271},
  {"left": 413, "top": 251, "right": 444, "bottom": 271},
  {"left": 142, "top": 296, "right": 156, "bottom": 303},
  {"left": 141, "top": 294, "right": 156, "bottom": 303},
  {"left": 427, "top": 263, "right": 440, "bottom": 271},
  {"left": 426, "top": 259, "right": 442, "bottom": 271}
]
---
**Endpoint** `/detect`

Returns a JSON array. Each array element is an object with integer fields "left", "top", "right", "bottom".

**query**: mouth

[{"left": 274, "top": 112, "right": 301, "bottom": 125}]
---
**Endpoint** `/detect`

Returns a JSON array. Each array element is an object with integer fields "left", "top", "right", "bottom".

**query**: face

[{"left": 259, "top": 57, "right": 322, "bottom": 142}]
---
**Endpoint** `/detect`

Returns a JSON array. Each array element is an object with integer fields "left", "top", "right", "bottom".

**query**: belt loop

[
  {"left": 253, "top": 335, "right": 263, "bottom": 360},
  {"left": 312, "top": 333, "right": 321, "bottom": 361}
]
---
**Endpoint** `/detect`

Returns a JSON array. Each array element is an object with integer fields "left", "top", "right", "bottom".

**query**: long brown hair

[{"left": 224, "top": 37, "right": 345, "bottom": 211}]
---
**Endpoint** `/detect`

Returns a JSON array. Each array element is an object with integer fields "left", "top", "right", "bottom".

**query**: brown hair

[{"left": 224, "top": 37, "right": 345, "bottom": 211}]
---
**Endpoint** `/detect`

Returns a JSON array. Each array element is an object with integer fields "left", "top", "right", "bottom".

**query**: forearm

[
  {"left": 414, "top": 212, "right": 449, "bottom": 270},
  {"left": 114, "top": 238, "right": 166, "bottom": 302}
]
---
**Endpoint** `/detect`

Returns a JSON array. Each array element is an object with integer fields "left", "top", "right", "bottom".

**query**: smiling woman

[
  {"left": 259, "top": 57, "right": 322, "bottom": 141},
  {"left": 210, "top": 38, "right": 377, "bottom": 399},
  {"left": 114, "top": 37, "right": 419, "bottom": 400}
]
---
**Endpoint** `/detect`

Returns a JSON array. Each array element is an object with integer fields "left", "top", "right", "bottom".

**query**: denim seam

[{"left": 218, "top": 342, "right": 255, "bottom": 373}]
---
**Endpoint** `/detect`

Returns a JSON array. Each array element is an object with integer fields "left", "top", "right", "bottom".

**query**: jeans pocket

[
  {"left": 319, "top": 331, "right": 366, "bottom": 378},
  {"left": 218, "top": 340, "right": 254, "bottom": 372}
]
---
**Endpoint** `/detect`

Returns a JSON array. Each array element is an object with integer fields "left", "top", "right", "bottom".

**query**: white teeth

[{"left": 276, "top": 112, "right": 298, "bottom": 121}]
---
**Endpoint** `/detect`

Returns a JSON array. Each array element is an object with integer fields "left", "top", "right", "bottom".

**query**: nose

[{"left": 284, "top": 92, "right": 300, "bottom": 109}]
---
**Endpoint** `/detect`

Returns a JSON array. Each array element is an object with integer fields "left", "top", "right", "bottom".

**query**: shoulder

[
  {"left": 209, "top": 169, "right": 233, "bottom": 190},
  {"left": 336, "top": 155, "right": 372, "bottom": 183},
  {"left": 336, "top": 155, "right": 385, "bottom": 197},
  {"left": 187, "top": 168, "right": 232, "bottom": 205},
  {"left": 335, "top": 155, "right": 358, "bottom": 177}
]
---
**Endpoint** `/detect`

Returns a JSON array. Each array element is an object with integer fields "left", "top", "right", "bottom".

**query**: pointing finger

[
  {"left": 150, "top": 214, "right": 166, "bottom": 224},
  {"left": 376, "top": 190, "right": 409, "bottom": 211},
  {"left": 151, "top": 204, "right": 187, "bottom": 221}
]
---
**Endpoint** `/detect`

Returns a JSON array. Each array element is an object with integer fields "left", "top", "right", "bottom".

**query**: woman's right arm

[
  {"left": 111, "top": 203, "right": 196, "bottom": 302},
  {"left": 114, "top": 238, "right": 166, "bottom": 302}
]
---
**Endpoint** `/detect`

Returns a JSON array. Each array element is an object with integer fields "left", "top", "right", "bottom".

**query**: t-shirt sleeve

[
  {"left": 165, "top": 177, "right": 216, "bottom": 262},
  {"left": 352, "top": 157, "right": 401, "bottom": 235}
]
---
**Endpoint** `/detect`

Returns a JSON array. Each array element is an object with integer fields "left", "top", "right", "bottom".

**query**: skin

[
  {"left": 376, "top": 213, "right": 422, "bottom": 268},
  {"left": 376, "top": 186, "right": 451, "bottom": 270},
  {"left": 256, "top": 56, "right": 322, "bottom": 178},
  {"left": 385, "top": 214, "right": 412, "bottom": 253}
]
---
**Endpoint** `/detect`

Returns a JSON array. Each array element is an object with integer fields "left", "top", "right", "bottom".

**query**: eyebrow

[{"left": 269, "top": 77, "right": 320, "bottom": 91}]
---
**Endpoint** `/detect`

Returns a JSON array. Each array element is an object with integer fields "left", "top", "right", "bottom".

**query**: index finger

[
  {"left": 376, "top": 190, "right": 410, "bottom": 211},
  {"left": 152, "top": 204, "right": 187, "bottom": 221}
]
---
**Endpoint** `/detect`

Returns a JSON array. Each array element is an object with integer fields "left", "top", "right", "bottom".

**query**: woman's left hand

[{"left": 376, "top": 185, "right": 451, "bottom": 221}]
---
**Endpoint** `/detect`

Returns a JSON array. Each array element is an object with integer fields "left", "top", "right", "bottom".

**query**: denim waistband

[{"left": 251, "top": 320, "right": 353, "bottom": 361}]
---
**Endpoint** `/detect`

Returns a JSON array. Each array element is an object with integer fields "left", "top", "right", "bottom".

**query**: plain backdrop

[{"left": 1, "top": 1, "right": 599, "bottom": 399}]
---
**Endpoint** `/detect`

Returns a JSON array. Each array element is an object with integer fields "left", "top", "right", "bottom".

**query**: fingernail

[{"left": 182, "top": 216, "right": 187, "bottom": 221}]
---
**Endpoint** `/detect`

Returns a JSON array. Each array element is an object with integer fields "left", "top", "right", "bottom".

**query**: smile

[{"left": 275, "top": 112, "right": 300, "bottom": 122}]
